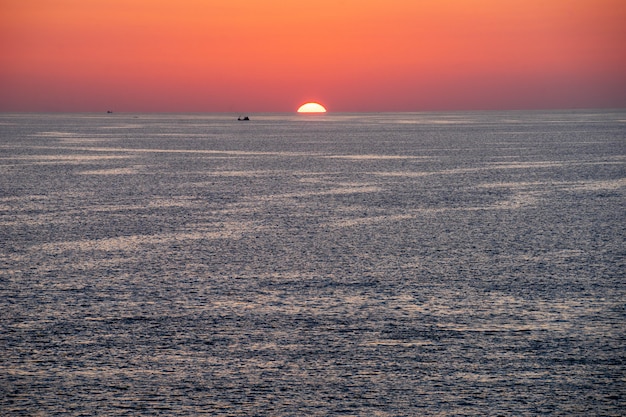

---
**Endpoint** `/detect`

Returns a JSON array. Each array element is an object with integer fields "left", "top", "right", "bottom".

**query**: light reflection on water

[{"left": 1, "top": 111, "right": 624, "bottom": 415}]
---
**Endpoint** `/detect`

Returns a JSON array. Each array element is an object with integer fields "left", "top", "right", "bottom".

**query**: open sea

[{"left": 1, "top": 110, "right": 624, "bottom": 416}]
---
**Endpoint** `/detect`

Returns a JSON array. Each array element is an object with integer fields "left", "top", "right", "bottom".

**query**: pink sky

[{"left": 1, "top": 0, "right": 625, "bottom": 112}]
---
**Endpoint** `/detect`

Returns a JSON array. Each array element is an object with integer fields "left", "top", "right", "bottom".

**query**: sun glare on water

[{"left": 297, "top": 102, "right": 327, "bottom": 113}]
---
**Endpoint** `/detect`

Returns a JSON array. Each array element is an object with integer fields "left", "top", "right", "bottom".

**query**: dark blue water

[{"left": 1, "top": 111, "right": 624, "bottom": 415}]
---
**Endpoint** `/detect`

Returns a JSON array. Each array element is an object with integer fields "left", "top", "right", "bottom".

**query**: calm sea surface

[{"left": 1, "top": 111, "right": 624, "bottom": 416}]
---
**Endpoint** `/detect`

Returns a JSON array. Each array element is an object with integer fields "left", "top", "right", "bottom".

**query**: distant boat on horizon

[{"left": 237, "top": 116, "right": 250, "bottom": 121}]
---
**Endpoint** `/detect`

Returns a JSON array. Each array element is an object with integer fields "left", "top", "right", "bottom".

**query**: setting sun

[{"left": 297, "top": 102, "right": 327, "bottom": 113}]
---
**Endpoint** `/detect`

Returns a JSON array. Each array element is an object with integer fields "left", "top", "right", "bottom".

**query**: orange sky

[{"left": 1, "top": 0, "right": 625, "bottom": 112}]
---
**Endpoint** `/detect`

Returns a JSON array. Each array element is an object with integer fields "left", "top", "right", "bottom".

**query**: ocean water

[{"left": 1, "top": 110, "right": 624, "bottom": 416}]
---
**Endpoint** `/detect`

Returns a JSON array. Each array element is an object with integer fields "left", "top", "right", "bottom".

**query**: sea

[{"left": 1, "top": 110, "right": 624, "bottom": 416}]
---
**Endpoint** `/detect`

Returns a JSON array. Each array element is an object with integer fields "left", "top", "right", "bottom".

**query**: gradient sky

[{"left": 1, "top": 0, "right": 625, "bottom": 112}]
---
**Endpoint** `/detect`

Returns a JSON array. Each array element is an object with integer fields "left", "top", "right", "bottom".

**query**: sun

[{"left": 297, "top": 102, "right": 327, "bottom": 113}]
